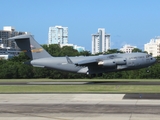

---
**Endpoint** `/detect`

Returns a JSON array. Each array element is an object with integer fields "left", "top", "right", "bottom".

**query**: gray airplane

[{"left": 9, "top": 34, "right": 156, "bottom": 77}]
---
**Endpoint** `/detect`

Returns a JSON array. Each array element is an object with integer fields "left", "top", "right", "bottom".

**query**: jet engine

[
  {"left": 98, "top": 60, "right": 116, "bottom": 67},
  {"left": 98, "top": 58, "right": 126, "bottom": 67}
]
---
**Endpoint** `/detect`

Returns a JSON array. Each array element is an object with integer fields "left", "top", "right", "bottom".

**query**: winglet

[{"left": 66, "top": 56, "right": 73, "bottom": 64}]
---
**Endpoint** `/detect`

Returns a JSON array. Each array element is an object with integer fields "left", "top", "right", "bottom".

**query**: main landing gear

[{"left": 89, "top": 73, "right": 103, "bottom": 78}]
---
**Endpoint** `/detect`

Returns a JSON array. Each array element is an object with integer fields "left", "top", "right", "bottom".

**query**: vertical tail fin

[{"left": 9, "top": 34, "right": 51, "bottom": 59}]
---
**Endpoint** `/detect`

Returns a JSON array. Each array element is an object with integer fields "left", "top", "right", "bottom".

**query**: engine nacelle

[
  {"left": 98, "top": 58, "right": 126, "bottom": 67},
  {"left": 98, "top": 60, "right": 116, "bottom": 67}
]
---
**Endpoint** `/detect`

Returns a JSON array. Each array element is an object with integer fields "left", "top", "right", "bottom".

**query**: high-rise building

[
  {"left": 0, "top": 26, "right": 28, "bottom": 48},
  {"left": 144, "top": 36, "right": 160, "bottom": 57},
  {"left": 48, "top": 26, "right": 68, "bottom": 45},
  {"left": 92, "top": 28, "right": 110, "bottom": 54},
  {"left": 120, "top": 44, "right": 137, "bottom": 53}
]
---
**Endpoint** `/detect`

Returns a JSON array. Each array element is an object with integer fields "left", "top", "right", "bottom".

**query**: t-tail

[{"left": 9, "top": 34, "right": 51, "bottom": 59}]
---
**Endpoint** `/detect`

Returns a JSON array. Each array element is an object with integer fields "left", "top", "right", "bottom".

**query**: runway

[{"left": 1, "top": 94, "right": 160, "bottom": 120}]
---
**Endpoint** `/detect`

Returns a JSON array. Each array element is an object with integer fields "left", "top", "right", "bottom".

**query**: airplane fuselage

[
  {"left": 9, "top": 34, "right": 156, "bottom": 77},
  {"left": 9, "top": 34, "right": 156, "bottom": 75},
  {"left": 27, "top": 53, "right": 156, "bottom": 75}
]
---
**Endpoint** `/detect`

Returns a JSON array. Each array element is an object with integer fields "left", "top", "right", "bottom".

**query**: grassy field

[
  {"left": 0, "top": 79, "right": 160, "bottom": 93},
  {"left": 0, "top": 85, "right": 160, "bottom": 93}
]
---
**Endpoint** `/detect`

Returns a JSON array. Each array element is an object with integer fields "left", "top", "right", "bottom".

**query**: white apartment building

[
  {"left": 0, "top": 26, "right": 28, "bottom": 48},
  {"left": 144, "top": 37, "right": 160, "bottom": 57},
  {"left": 92, "top": 28, "right": 110, "bottom": 54},
  {"left": 120, "top": 44, "right": 137, "bottom": 53},
  {"left": 48, "top": 26, "right": 68, "bottom": 45}
]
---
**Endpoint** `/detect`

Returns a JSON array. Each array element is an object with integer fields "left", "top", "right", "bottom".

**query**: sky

[{"left": 0, "top": 0, "right": 160, "bottom": 51}]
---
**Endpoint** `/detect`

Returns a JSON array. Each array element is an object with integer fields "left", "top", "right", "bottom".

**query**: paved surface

[{"left": 1, "top": 94, "right": 160, "bottom": 120}]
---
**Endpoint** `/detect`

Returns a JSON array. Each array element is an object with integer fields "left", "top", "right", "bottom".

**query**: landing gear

[
  {"left": 89, "top": 73, "right": 103, "bottom": 78},
  {"left": 146, "top": 69, "right": 150, "bottom": 73},
  {"left": 97, "top": 73, "right": 103, "bottom": 77},
  {"left": 90, "top": 74, "right": 96, "bottom": 78},
  {"left": 146, "top": 66, "right": 150, "bottom": 73}
]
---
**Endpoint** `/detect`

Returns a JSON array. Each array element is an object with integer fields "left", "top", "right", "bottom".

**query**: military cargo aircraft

[{"left": 9, "top": 34, "right": 156, "bottom": 77}]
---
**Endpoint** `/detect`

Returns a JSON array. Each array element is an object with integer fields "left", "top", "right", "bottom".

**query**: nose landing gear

[
  {"left": 146, "top": 66, "right": 150, "bottom": 73},
  {"left": 146, "top": 69, "right": 150, "bottom": 73}
]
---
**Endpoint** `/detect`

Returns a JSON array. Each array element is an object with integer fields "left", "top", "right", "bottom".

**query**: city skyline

[{"left": 0, "top": 0, "right": 160, "bottom": 51}]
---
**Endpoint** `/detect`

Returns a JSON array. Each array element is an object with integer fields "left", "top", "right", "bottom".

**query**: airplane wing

[
  {"left": 75, "top": 56, "right": 127, "bottom": 67},
  {"left": 75, "top": 59, "right": 100, "bottom": 66}
]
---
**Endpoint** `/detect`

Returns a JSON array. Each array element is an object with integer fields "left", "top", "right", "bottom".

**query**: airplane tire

[
  {"left": 90, "top": 74, "right": 96, "bottom": 78},
  {"left": 97, "top": 73, "right": 103, "bottom": 77}
]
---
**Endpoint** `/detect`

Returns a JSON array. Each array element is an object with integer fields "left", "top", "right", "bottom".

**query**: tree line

[{"left": 0, "top": 44, "right": 160, "bottom": 79}]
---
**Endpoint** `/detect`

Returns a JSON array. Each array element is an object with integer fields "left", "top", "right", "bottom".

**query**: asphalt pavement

[{"left": 0, "top": 94, "right": 160, "bottom": 120}]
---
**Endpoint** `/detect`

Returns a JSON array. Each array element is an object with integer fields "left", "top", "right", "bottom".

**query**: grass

[
  {"left": 0, "top": 85, "right": 160, "bottom": 93},
  {"left": 0, "top": 79, "right": 160, "bottom": 93}
]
